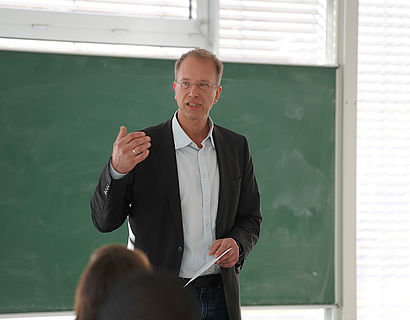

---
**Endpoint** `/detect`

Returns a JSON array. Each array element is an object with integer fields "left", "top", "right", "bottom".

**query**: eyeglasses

[{"left": 175, "top": 80, "right": 219, "bottom": 91}]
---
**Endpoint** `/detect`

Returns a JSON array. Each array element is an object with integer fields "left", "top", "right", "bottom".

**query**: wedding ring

[{"left": 132, "top": 149, "right": 137, "bottom": 155}]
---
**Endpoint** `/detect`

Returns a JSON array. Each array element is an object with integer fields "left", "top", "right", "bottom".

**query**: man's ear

[{"left": 213, "top": 86, "right": 222, "bottom": 104}]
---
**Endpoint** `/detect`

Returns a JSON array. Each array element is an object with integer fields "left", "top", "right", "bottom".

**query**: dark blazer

[{"left": 91, "top": 117, "right": 262, "bottom": 320}]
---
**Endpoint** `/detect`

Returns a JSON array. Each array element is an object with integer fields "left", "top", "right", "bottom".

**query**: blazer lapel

[
  {"left": 213, "top": 126, "right": 235, "bottom": 238},
  {"left": 156, "top": 119, "right": 184, "bottom": 242}
]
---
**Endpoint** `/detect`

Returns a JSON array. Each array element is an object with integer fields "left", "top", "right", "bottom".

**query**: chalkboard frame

[{"left": 0, "top": 50, "right": 335, "bottom": 313}]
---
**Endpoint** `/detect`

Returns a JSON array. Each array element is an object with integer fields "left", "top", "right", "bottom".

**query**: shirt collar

[{"left": 172, "top": 111, "right": 215, "bottom": 150}]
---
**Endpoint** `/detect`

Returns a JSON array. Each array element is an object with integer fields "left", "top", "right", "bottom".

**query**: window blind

[
  {"left": 0, "top": 0, "right": 195, "bottom": 19},
  {"left": 0, "top": 0, "right": 203, "bottom": 49},
  {"left": 357, "top": 0, "right": 410, "bottom": 319},
  {"left": 218, "top": 0, "right": 335, "bottom": 65}
]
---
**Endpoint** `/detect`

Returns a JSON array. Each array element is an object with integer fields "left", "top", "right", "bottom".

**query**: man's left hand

[{"left": 208, "top": 238, "right": 239, "bottom": 268}]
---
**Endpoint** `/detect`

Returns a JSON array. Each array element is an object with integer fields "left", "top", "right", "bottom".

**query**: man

[{"left": 91, "top": 48, "right": 262, "bottom": 320}]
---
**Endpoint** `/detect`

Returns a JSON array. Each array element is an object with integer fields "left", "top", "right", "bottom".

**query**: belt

[{"left": 180, "top": 273, "right": 222, "bottom": 289}]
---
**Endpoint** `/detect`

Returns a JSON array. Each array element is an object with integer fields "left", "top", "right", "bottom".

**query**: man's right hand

[{"left": 111, "top": 126, "right": 151, "bottom": 174}]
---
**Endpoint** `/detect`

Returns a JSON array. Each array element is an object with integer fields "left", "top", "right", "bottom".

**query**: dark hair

[
  {"left": 174, "top": 48, "right": 224, "bottom": 84},
  {"left": 74, "top": 244, "right": 152, "bottom": 320},
  {"left": 99, "top": 271, "right": 199, "bottom": 320}
]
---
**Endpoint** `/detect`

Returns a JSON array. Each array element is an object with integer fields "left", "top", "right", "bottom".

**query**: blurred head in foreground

[
  {"left": 75, "top": 244, "right": 152, "bottom": 320},
  {"left": 99, "top": 271, "right": 199, "bottom": 320}
]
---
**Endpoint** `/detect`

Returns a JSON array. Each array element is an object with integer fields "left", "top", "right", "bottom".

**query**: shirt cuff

[{"left": 109, "top": 161, "right": 127, "bottom": 180}]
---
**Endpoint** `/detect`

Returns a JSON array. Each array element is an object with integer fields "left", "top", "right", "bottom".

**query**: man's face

[{"left": 173, "top": 57, "right": 222, "bottom": 125}]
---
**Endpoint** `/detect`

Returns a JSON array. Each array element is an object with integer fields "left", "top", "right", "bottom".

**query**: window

[
  {"left": 0, "top": 1, "right": 212, "bottom": 48},
  {"left": 218, "top": 0, "right": 336, "bottom": 65},
  {"left": 357, "top": 0, "right": 410, "bottom": 319},
  {"left": 0, "top": 0, "right": 336, "bottom": 65}
]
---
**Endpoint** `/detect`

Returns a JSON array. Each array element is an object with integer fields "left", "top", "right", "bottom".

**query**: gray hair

[{"left": 174, "top": 48, "right": 224, "bottom": 84}]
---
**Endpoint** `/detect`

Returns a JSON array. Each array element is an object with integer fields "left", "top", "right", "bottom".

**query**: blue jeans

[{"left": 190, "top": 286, "right": 230, "bottom": 320}]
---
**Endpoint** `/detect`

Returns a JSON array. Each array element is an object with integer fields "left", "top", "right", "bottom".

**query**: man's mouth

[{"left": 187, "top": 102, "right": 200, "bottom": 107}]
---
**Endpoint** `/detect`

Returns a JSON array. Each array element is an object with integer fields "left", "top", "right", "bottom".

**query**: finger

[
  {"left": 117, "top": 131, "right": 147, "bottom": 147},
  {"left": 131, "top": 136, "right": 151, "bottom": 150},
  {"left": 217, "top": 250, "right": 235, "bottom": 263},
  {"left": 217, "top": 254, "right": 238, "bottom": 267},
  {"left": 115, "top": 126, "right": 127, "bottom": 143},
  {"left": 122, "top": 135, "right": 150, "bottom": 153},
  {"left": 131, "top": 142, "right": 151, "bottom": 156},
  {"left": 117, "top": 135, "right": 150, "bottom": 157},
  {"left": 126, "top": 131, "right": 148, "bottom": 142},
  {"left": 217, "top": 256, "right": 235, "bottom": 267},
  {"left": 215, "top": 244, "right": 231, "bottom": 258},
  {"left": 208, "top": 241, "right": 222, "bottom": 256},
  {"left": 132, "top": 149, "right": 149, "bottom": 165},
  {"left": 216, "top": 246, "right": 238, "bottom": 264}
]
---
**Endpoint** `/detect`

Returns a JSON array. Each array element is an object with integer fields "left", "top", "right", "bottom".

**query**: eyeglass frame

[{"left": 175, "top": 80, "right": 220, "bottom": 91}]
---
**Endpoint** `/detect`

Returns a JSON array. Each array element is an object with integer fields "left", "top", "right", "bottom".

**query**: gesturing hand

[
  {"left": 111, "top": 126, "right": 151, "bottom": 174},
  {"left": 208, "top": 238, "right": 239, "bottom": 268}
]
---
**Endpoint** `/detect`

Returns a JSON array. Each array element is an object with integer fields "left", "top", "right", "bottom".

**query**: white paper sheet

[{"left": 183, "top": 247, "right": 232, "bottom": 288}]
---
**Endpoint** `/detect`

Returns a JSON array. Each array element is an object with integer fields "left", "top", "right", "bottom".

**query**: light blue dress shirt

[
  {"left": 172, "top": 113, "right": 220, "bottom": 278},
  {"left": 110, "top": 113, "right": 220, "bottom": 278}
]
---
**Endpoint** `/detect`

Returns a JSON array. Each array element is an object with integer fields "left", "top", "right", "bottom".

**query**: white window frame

[
  {"left": 0, "top": 1, "right": 218, "bottom": 50},
  {"left": 335, "top": 0, "right": 358, "bottom": 319}
]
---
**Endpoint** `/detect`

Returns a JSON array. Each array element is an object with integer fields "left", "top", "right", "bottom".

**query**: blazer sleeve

[
  {"left": 90, "top": 159, "right": 133, "bottom": 233},
  {"left": 226, "top": 137, "right": 262, "bottom": 268}
]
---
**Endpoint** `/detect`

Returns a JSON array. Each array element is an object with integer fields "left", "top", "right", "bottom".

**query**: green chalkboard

[{"left": 0, "top": 50, "right": 335, "bottom": 313}]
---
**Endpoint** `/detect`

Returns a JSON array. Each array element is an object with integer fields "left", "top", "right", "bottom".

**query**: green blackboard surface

[{"left": 0, "top": 50, "right": 335, "bottom": 313}]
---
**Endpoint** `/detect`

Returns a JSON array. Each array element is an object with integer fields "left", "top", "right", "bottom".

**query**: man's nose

[{"left": 188, "top": 83, "right": 200, "bottom": 96}]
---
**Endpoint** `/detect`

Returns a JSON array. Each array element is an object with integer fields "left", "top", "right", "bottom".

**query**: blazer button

[{"left": 177, "top": 246, "right": 183, "bottom": 253}]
